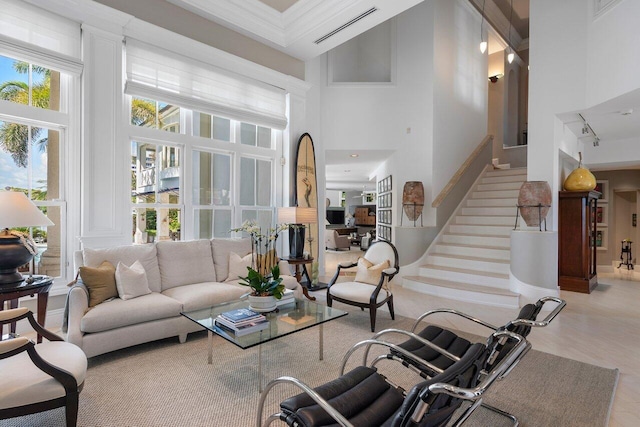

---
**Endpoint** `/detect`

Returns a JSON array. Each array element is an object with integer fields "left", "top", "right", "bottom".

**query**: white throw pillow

[
  {"left": 354, "top": 258, "right": 391, "bottom": 285},
  {"left": 115, "top": 260, "right": 152, "bottom": 300},
  {"left": 226, "top": 252, "right": 253, "bottom": 282}
]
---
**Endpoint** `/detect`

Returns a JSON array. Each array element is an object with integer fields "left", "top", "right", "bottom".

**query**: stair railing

[{"left": 432, "top": 135, "right": 493, "bottom": 208}]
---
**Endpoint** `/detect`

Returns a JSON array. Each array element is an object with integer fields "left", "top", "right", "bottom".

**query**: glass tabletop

[{"left": 181, "top": 298, "right": 348, "bottom": 349}]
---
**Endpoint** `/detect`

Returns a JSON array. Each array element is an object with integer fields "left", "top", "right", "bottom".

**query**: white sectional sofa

[{"left": 65, "top": 238, "right": 302, "bottom": 357}]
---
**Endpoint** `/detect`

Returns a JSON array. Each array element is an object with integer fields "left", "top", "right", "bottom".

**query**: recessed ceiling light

[{"left": 350, "top": 154, "right": 359, "bottom": 158}]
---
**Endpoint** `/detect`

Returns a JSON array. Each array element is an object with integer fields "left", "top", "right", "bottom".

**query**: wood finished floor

[{"left": 318, "top": 252, "right": 639, "bottom": 426}]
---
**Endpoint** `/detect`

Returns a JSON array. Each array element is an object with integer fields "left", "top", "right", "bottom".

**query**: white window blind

[
  {"left": 0, "top": 0, "right": 82, "bottom": 75},
  {"left": 125, "top": 40, "right": 287, "bottom": 130}
]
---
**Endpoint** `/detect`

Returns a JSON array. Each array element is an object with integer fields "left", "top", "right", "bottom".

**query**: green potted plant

[
  {"left": 231, "top": 220, "right": 287, "bottom": 312},
  {"left": 239, "top": 265, "right": 285, "bottom": 312}
]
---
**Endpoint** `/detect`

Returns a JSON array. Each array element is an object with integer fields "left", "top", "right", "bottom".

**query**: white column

[{"left": 80, "top": 25, "right": 129, "bottom": 248}]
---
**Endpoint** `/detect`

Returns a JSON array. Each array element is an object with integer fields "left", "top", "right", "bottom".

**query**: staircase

[{"left": 403, "top": 167, "right": 527, "bottom": 308}]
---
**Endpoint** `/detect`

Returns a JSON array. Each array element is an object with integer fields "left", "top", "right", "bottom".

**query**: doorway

[{"left": 613, "top": 190, "right": 638, "bottom": 274}]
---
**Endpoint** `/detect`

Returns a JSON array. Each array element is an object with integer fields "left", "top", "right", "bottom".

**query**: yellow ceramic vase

[{"left": 563, "top": 167, "right": 596, "bottom": 191}]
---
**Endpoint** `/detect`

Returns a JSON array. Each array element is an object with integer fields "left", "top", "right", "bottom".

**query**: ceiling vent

[{"left": 314, "top": 7, "right": 378, "bottom": 44}]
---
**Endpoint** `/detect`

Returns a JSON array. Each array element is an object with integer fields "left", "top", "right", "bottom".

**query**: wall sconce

[{"left": 488, "top": 74, "right": 503, "bottom": 83}]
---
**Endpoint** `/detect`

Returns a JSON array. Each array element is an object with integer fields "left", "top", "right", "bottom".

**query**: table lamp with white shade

[
  {"left": 0, "top": 191, "right": 54, "bottom": 285},
  {"left": 277, "top": 207, "right": 317, "bottom": 259}
]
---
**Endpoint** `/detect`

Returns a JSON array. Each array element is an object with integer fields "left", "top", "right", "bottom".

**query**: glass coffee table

[{"left": 181, "top": 297, "right": 348, "bottom": 391}]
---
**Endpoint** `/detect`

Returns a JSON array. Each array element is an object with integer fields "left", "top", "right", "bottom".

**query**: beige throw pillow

[
  {"left": 79, "top": 261, "right": 117, "bottom": 307},
  {"left": 115, "top": 260, "right": 152, "bottom": 300},
  {"left": 354, "top": 258, "right": 391, "bottom": 285},
  {"left": 227, "top": 252, "right": 253, "bottom": 282}
]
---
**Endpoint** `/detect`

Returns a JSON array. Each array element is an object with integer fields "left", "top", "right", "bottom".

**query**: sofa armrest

[{"left": 65, "top": 285, "right": 89, "bottom": 348}]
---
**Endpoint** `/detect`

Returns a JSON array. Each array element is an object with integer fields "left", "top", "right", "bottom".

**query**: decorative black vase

[{"left": 289, "top": 225, "right": 305, "bottom": 259}]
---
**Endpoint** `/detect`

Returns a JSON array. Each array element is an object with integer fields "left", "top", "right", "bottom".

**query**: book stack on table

[
  {"left": 215, "top": 308, "right": 269, "bottom": 336},
  {"left": 276, "top": 289, "right": 295, "bottom": 307}
]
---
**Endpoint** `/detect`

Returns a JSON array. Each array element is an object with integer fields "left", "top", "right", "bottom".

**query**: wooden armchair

[
  {"left": 0, "top": 307, "right": 87, "bottom": 427},
  {"left": 327, "top": 240, "right": 399, "bottom": 331}
]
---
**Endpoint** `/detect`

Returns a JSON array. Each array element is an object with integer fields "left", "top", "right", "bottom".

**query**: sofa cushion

[
  {"left": 115, "top": 260, "right": 152, "bottom": 300},
  {"left": 227, "top": 252, "right": 253, "bottom": 282},
  {"left": 156, "top": 240, "right": 217, "bottom": 290},
  {"left": 79, "top": 261, "right": 118, "bottom": 307},
  {"left": 211, "top": 238, "right": 251, "bottom": 282},
  {"left": 162, "top": 282, "right": 247, "bottom": 312},
  {"left": 81, "top": 292, "right": 183, "bottom": 333},
  {"left": 83, "top": 245, "right": 162, "bottom": 293}
]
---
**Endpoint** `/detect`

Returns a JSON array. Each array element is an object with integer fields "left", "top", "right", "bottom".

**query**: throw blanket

[{"left": 62, "top": 282, "right": 89, "bottom": 333}]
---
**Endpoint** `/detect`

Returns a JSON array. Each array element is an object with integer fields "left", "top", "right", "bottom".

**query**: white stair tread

[
  {"left": 472, "top": 191, "right": 520, "bottom": 199},
  {"left": 485, "top": 168, "right": 527, "bottom": 176},
  {"left": 466, "top": 198, "right": 517, "bottom": 207},
  {"left": 437, "top": 242, "right": 510, "bottom": 251},
  {"left": 430, "top": 253, "right": 510, "bottom": 264},
  {"left": 404, "top": 276, "right": 519, "bottom": 297},
  {"left": 446, "top": 232, "right": 509, "bottom": 239},
  {"left": 420, "top": 264, "right": 509, "bottom": 279}
]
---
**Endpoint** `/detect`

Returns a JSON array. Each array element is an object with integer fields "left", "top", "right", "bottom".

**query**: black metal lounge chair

[{"left": 256, "top": 329, "right": 530, "bottom": 427}]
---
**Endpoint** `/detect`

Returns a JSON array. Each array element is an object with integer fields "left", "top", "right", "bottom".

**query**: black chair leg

[
  {"left": 66, "top": 393, "right": 79, "bottom": 427},
  {"left": 387, "top": 297, "right": 395, "bottom": 320},
  {"left": 369, "top": 306, "right": 377, "bottom": 332}
]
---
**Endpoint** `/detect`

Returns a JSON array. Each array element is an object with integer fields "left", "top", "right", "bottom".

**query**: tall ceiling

[
  {"left": 167, "top": 0, "right": 424, "bottom": 61},
  {"left": 493, "top": 0, "right": 529, "bottom": 39},
  {"left": 258, "top": 0, "right": 299, "bottom": 13},
  {"left": 153, "top": 1, "right": 639, "bottom": 185}
]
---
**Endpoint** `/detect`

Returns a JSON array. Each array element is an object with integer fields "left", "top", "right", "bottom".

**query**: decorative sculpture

[
  {"left": 402, "top": 181, "right": 424, "bottom": 225},
  {"left": 517, "top": 181, "right": 552, "bottom": 229}
]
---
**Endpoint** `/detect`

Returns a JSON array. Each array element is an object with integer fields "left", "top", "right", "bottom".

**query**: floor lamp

[{"left": 277, "top": 207, "right": 317, "bottom": 259}]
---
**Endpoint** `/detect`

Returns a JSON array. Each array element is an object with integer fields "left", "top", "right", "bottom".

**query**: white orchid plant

[{"left": 230, "top": 220, "right": 289, "bottom": 298}]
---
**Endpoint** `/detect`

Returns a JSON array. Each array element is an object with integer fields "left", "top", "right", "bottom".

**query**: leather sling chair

[
  {"left": 256, "top": 329, "right": 530, "bottom": 427},
  {"left": 361, "top": 296, "right": 566, "bottom": 426},
  {"left": 0, "top": 308, "right": 87, "bottom": 427}
]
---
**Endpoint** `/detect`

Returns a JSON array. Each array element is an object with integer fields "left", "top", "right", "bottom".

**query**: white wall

[
  {"left": 311, "top": 0, "right": 486, "bottom": 234},
  {"left": 586, "top": 0, "right": 640, "bottom": 107},
  {"left": 528, "top": 0, "right": 589, "bottom": 230},
  {"left": 326, "top": 190, "right": 341, "bottom": 208},
  {"left": 431, "top": 0, "right": 488, "bottom": 198},
  {"left": 488, "top": 51, "right": 505, "bottom": 156}
]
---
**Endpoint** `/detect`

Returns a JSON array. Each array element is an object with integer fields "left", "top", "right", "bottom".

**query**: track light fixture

[{"left": 578, "top": 113, "right": 601, "bottom": 148}]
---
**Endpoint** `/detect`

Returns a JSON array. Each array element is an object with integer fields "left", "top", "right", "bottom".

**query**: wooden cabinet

[
  {"left": 558, "top": 191, "right": 599, "bottom": 293},
  {"left": 354, "top": 206, "right": 376, "bottom": 226}
]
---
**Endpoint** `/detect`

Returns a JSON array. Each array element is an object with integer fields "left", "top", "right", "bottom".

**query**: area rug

[{"left": 1, "top": 309, "right": 618, "bottom": 427}]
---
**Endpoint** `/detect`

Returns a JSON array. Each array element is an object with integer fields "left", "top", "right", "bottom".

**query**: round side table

[
  {"left": 0, "top": 275, "right": 53, "bottom": 343},
  {"left": 281, "top": 257, "right": 316, "bottom": 301}
]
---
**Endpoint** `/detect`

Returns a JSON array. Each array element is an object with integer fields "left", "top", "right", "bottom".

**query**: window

[
  {"left": 125, "top": 39, "right": 286, "bottom": 242},
  {"left": 128, "top": 96, "right": 280, "bottom": 242},
  {"left": 192, "top": 150, "right": 232, "bottom": 238},
  {"left": 0, "top": 56, "right": 71, "bottom": 278},
  {"left": 131, "top": 97, "right": 180, "bottom": 133},
  {"left": 131, "top": 140, "right": 182, "bottom": 242},
  {"left": 193, "top": 112, "right": 231, "bottom": 141},
  {"left": 240, "top": 123, "right": 272, "bottom": 148}
]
